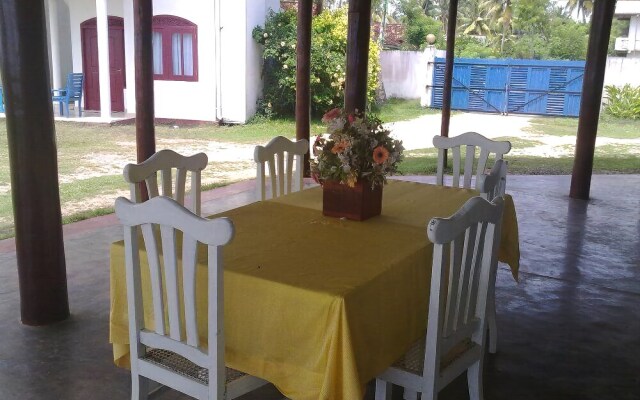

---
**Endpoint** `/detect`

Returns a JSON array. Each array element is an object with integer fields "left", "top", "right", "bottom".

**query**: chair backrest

[
  {"left": 478, "top": 159, "right": 508, "bottom": 201},
  {"left": 123, "top": 149, "right": 208, "bottom": 215},
  {"left": 115, "top": 196, "right": 234, "bottom": 398},
  {"left": 66, "top": 73, "right": 84, "bottom": 100},
  {"left": 422, "top": 196, "right": 504, "bottom": 390},
  {"left": 433, "top": 132, "right": 511, "bottom": 190},
  {"left": 254, "top": 136, "right": 308, "bottom": 200}
]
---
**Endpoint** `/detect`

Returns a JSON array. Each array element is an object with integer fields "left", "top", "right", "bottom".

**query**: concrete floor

[{"left": 0, "top": 175, "right": 638, "bottom": 400}]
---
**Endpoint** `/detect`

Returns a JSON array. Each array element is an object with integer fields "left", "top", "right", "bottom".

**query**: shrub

[
  {"left": 604, "top": 85, "right": 640, "bottom": 120},
  {"left": 253, "top": 8, "right": 380, "bottom": 118}
]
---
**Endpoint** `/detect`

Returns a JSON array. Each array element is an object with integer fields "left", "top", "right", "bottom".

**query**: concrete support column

[
  {"left": 96, "top": 0, "right": 111, "bottom": 118},
  {"left": 46, "top": 0, "right": 62, "bottom": 89}
]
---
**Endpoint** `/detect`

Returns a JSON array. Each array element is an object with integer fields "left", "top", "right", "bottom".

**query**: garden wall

[
  {"left": 603, "top": 57, "right": 640, "bottom": 87},
  {"left": 381, "top": 51, "right": 640, "bottom": 104},
  {"left": 379, "top": 50, "right": 427, "bottom": 99}
]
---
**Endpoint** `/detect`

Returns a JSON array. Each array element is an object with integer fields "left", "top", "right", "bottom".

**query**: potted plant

[{"left": 311, "top": 108, "right": 404, "bottom": 220}]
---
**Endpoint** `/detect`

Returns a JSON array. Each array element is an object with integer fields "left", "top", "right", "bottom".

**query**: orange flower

[
  {"left": 372, "top": 146, "right": 389, "bottom": 165},
  {"left": 331, "top": 140, "right": 348, "bottom": 154},
  {"left": 322, "top": 108, "right": 341, "bottom": 123}
]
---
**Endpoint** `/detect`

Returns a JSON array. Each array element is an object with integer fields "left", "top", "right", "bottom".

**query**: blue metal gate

[{"left": 431, "top": 58, "right": 585, "bottom": 116}]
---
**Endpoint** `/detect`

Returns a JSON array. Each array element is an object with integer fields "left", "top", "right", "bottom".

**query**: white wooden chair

[
  {"left": 477, "top": 158, "right": 508, "bottom": 354},
  {"left": 433, "top": 132, "right": 511, "bottom": 191},
  {"left": 115, "top": 196, "right": 268, "bottom": 400},
  {"left": 254, "top": 136, "right": 308, "bottom": 200},
  {"left": 375, "top": 196, "right": 505, "bottom": 400},
  {"left": 123, "top": 149, "right": 208, "bottom": 215}
]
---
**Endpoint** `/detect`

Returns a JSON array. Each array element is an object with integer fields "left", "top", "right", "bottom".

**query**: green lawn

[
  {"left": 526, "top": 115, "right": 640, "bottom": 139},
  {"left": 373, "top": 98, "right": 439, "bottom": 123}
]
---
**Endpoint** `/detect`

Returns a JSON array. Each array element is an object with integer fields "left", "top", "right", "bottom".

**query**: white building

[
  {"left": 614, "top": 1, "right": 640, "bottom": 58},
  {"left": 45, "top": 0, "right": 279, "bottom": 123}
]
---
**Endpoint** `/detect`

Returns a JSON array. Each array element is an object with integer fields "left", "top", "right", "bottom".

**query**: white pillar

[
  {"left": 96, "top": 0, "right": 111, "bottom": 118},
  {"left": 123, "top": 0, "right": 135, "bottom": 113},
  {"left": 421, "top": 45, "right": 436, "bottom": 108},
  {"left": 46, "top": 0, "right": 62, "bottom": 89}
]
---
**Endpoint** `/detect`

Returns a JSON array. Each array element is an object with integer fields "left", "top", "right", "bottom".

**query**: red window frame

[{"left": 152, "top": 15, "right": 198, "bottom": 82}]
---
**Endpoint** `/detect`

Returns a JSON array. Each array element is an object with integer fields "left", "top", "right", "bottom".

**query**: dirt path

[{"left": 388, "top": 112, "right": 640, "bottom": 157}]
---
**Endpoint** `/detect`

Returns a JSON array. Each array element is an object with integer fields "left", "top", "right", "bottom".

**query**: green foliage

[
  {"left": 512, "top": 0, "right": 551, "bottom": 35},
  {"left": 504, "top": 34, "right": 548, "bottom": 59},
  {"left": 454, "top": 35, "right": 497, "bottom": 58},
  {"left": 397, "top": 0, "right": 444, "bottom": 50},
  {"left": 547, "top": 19, "right": 588, "bottom": 60},
  {"left": 604, "top": 85, "right": 640, "bottom": 120},
  {"left": 253, "top": 8, "right": 380, "bottom": 118}
]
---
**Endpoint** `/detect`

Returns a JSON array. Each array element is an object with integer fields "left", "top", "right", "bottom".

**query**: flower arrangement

[{"left": 311, "top": 108, "right": 404, "bottom": 188}]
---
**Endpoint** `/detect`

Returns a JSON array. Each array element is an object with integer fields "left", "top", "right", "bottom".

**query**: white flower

[
  {"left": 281, "top": 41, "right": 286, "bottom": 47},
  {"left": 291, "top": 44, "right": 296, "bottom": 49},
  {"left": 263, "top": 33, "right": 268, "bottom": 38},
  {"left": 283, "top": 64, "right": 288, "bottom": 69}
]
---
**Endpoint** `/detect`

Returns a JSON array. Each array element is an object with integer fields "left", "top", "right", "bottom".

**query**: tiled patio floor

[{"left": 0, "top": 175, "right": 638, "bottom": 400}]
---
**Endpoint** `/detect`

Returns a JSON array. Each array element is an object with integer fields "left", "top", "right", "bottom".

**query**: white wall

[
  {"left": 603, "top": 57, "right": 640, "bottom": 87},
  {"left": 220, "top": 0, "right": 248, "bottom": 123},
  {"left": 152, "top": 0, "right": 216, "bottom": 121},
  {"left": 245, "top": 0, "right": 279, "bottom": 121},
  {"left": 380, "top": 50, "right": 428, "bottom": 99}
]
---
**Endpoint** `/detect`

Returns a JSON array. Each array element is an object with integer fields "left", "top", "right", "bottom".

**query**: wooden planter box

[{"left": 322, "top": 180, "right": 383, "bottom": 221}]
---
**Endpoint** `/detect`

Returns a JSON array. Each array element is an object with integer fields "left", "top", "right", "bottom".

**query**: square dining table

[{"left": 109, "top": 180, "right": 520, "bottom": 400}]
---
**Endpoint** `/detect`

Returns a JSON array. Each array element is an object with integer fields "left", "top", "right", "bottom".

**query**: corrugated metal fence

[{"left": 431, "top": 57, "right": 586, "bottom": 116}]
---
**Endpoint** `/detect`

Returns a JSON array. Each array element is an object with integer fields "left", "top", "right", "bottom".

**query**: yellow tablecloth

[{"left": 110, "top": 180, "right": 519, "bottom": 400}]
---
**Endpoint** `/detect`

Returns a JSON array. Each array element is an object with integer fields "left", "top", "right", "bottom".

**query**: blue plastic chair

[
  {"left": 52, "top": 73, "right": 84, "bottom": 117},
  {"left": 0, "top": 87, "right": 5, "bottom": 113}
]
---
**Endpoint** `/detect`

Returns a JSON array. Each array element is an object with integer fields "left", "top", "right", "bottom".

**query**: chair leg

[
  {"left": 58, "top": 102, "right": 63, "bottom": 117},
  {"left": 467, "top": 359, "right": 484, "bottom": 400},
  {"left": 487, "top": 272, "right": 498, "bottom": 354},
  {"left": 131, "top": 373, "right": 150, "bottom": 400},
  {"left": 375, "top": 379, "right": 392, "bottom": 400},
  {"left": 487, "top": 299, "right": 498, "bottom": 354},
  {"left": 64, "top": 102, "right": 70, "bottom": 118}
]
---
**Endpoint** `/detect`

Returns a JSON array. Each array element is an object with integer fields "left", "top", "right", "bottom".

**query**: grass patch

[
  {"left": 526, "top": 115, "right": 640, "bottom": 139},
  {"left": 400, "top": 150, "right": 640, "bottom": 176},
  {"left": 373, "top": 98, "right": 439, "bottom": 123},
  {"left": 493, "top": 136, "right": 544, "bottom": 148}
]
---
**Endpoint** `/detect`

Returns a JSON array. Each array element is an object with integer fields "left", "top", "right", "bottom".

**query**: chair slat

[
  {"left": 452, "top": 148, "right": 461, "bottom": 188},
  {"left": 455, "top": 224, "right": 477, "bottom": 329},
  {"left": 191, "top": 171, "right": 202, "bottom": 216},
  {"left": 161, "top": 168, "right": 173, "bottom": 198},
  {"left": 268, "top": 154, "right": 277, "bottom": 199},
  {"left": 160, "top": 225, "right": 181, "bottom": 341},
  {"left": 182, "top": 235, "right": 199, "bottom": 347},
  {"left": 277, "top": 152, "right": 285, "bottom": 197},
  {"left": 175, "top": 168, "right": 187, "bottom": 205},
  {"left": 141, "top": 223, "right": 166, "bottom": 336},
  {"left": 463, "top": 145, "right": 475, "bottom": 189},
  {"left": 467, "top": 222, "right": 488, "bottom": 320},
  {"left": 146, "top": 175, "right": 160, "bottom": 199},
  {"left": 285, "top": 152, "right": 295, "bottom": 194}
]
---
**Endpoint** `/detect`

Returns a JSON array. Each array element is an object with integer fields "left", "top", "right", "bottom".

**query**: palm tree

[
  {"left": 564, "top": 0, "right": 593, "bottom": 23},
  {"left": 459, "top": 0, "right": 493, "bottom": 37}
]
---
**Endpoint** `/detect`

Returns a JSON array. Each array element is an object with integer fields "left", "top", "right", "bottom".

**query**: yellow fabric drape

[{"left": 110, "top": 181, "right": 519, "bottom": 400}]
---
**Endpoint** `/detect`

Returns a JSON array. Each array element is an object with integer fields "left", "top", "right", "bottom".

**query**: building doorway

[{"left": 81, "top": 16, "right": 125, "bottom": 112}]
